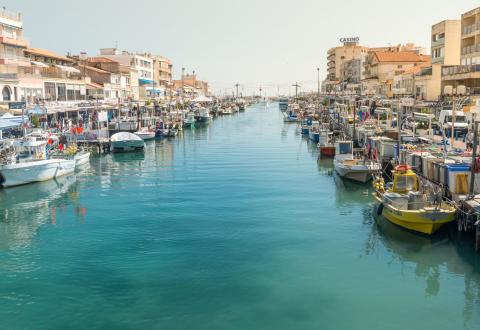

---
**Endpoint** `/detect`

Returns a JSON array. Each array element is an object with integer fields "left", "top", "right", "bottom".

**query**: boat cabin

[
  {"left": 335, "top": 141, "right": 353, "bottom": 157},
  {"left": 391, "top": 166, "right": 419, "bottom": 194}
]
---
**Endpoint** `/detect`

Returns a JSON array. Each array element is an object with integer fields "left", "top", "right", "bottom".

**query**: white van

[{"left": 438, "top": 110, "right": 468, "bottom": 135}]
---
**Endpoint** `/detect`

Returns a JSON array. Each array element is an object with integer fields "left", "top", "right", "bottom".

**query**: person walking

[{"left": 465, "top": 129, "right": 474, "bottom": 151}]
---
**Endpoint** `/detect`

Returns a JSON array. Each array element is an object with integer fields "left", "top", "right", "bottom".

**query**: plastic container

[{"left": 447, "top": 164, "right": 470, "bottom": 194}]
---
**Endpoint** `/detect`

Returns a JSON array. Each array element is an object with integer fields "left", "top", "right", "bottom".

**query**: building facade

[{"left": 441, "top": 7, "right": 480, "bottom": 95}]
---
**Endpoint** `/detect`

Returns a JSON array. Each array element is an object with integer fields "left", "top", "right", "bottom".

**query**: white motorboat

[
  {"left": 110, "top": 132, "right": 145, "bottom": 153},
  {"left": 134, "top": 130, "right": 156, "bottom": 141},
  {"left": 0, "top": 139, "right": 75, "bottom": 188},
  {"left": 184, "top": 112, "right": 196, "bottom": 128},
  {"left": 74, "top": 150, "right": 91, "bottom": 167},
  {"left": 195, "top": 107, "right": 211, "bottom": 123},
  {"left": 333, "top": 141, "right": 380, "bottom": 183}
]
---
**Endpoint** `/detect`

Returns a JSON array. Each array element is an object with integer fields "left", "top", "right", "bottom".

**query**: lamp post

[
  {"left": 317, "top": 67, "right": 320, "bottom": 110},
  {"left": 192, "top": 70, "right": 196, "bottom": 96}
]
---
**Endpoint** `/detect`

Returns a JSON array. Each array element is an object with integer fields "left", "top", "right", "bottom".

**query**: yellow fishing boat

[{"left": 373, "top": 165, "right": 456, "bottom": 235}]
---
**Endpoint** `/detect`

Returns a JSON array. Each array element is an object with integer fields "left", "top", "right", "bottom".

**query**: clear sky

[{"left": 6, "top": 0, "right": 480, "bottom": 96}]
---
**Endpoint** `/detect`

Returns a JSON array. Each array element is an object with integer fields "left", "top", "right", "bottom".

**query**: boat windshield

[
  {"left": 338, "top": 143, "right": 352, "bottom": 155},
  {"left": 394, "top": 175, "right": 416, "bottom": 192}
]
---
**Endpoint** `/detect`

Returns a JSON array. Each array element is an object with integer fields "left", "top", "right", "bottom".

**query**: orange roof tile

[
  {"left": 374, "top": 51, "right": 429, "bottom": 63},
  {"left": 82, "top": 65, "right": 111, "bottom": 74},
  {"left": 88, "top": 57, "right": 116, "bottom": 63},
  {"left": 24, "top": 48, "right": 73, "bottom": 62}
]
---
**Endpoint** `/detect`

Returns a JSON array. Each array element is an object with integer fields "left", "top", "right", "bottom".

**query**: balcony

[
  {"left": 0, "top": 35, "right": 28, "bottom": 48},
  {"left": 462, "top": 23, "right": 480, "bottom": 36},
  {"left": 431, "top": 38, "right": 445, "bottom": 48},
  {"left": 442, "top": 64, "right": 480, "bottom": 81},
  {"left": 327, "top": 54, "right": 335, "bottom": 61},
  {"left": 0, "top": 72, "right": 18, "bottom": 81},
  {"left": 431, "top": 56, "right": 444, "bottom": 64},
  {"left": 0, "top": 54, "right": 30, "bottom": 67},
  {"left": 461, "top": 44, "right": 480, "bottom": 55},
  {"left": 327, "top": 60, "right": 335, "bottom": 68}
]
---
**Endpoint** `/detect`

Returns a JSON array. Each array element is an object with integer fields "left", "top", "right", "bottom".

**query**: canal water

[{"left": 0, "top": 103, "right": 479, "bottom": 329}]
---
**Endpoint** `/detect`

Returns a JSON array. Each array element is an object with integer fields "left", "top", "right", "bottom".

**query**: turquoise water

[{"left": 0, "top": 103, "right": 479, "bottom": 329}]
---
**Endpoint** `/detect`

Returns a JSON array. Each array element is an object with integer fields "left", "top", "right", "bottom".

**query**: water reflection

[
  {"left": 0, "top": 175, "right": 85, "bottom": 250},
  {"left": 364, "top": 206, "right": 480, "bottom": 322}
]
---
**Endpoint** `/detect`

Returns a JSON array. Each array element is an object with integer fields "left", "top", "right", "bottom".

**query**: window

[
  {"left": 44, "top": 82, "right": 56, "bottom": 101},
  {"left": 397, "top": 65, "right": 403, "bottom": 69},
  {"left": 57, "top": 83, "right": 66, "bottom": 101},
  {"left": 2, "top": 86, "right": 11, "bottom": 101}
]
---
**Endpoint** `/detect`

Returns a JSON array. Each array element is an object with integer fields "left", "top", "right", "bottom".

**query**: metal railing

[
  {"left": 462, "top": 44, "right": 480, "bottom": 55},
  {"left": 442, "top": 64, "right": 480, "bottom": 75},
  {"left": 0, "top": 9, "right": 21, "bottom": 21},
  {"left": 463, "top": 23, "right": 480, "bottom": 35},
  {"left": 0, "top": 54, "right": 29, "bottom": 62}
]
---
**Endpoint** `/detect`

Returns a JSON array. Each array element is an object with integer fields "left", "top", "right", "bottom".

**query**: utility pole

[
  {"left": 317, "top": 67, "right": 320, "bottom": 110},
  {"left": 235, "top": 83, "right": 239, "bottom": 98},
  {"left": 451, "top": 95, "right": 456, "bottom": 149},
  {"left": 193, "top": 70, "right": 196, "bottom": 96},
  {"left": 181, "top": 67, "right": 185, "bottom": 106}
]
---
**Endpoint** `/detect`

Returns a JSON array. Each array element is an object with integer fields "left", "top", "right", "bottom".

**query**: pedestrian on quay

[{"left": 466, "top": 129, "right": 474, "bottom": 151}]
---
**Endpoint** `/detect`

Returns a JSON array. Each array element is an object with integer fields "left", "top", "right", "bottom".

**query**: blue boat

[{"left": 309, "top": 129, "right": 320, "bottom": 143}]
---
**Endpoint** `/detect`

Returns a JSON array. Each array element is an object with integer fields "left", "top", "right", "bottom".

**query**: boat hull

[
  {"left": 309, "top": 132, "right": 320, "bottom": 143},
  {"left": 0, "top": 159, "right": 75, "bottom": 188},
  {"left": 134, "top": 132, "right": 156, "bottom": 141},
  {"left": 374, "top": 196, "right": 455, "bottom": 235},
  {"left": 320, "top": 146, "right": 335, "bottom": 157},
  {"left": 110, "top": 141, "right": 145, "bottom": 153},
  {"left": 334, "top": 158, "right": 379, "bottom": 183},
  {"left": 74, "top": 152, "right": 91, "bottom": 167}
]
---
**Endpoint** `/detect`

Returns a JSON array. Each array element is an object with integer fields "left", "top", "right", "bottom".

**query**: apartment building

[
  {"left": 0, "top": 9, "right": 29, "bottom": 103},
  {"left": 99, "top": 48, "right": 155, "bottom": 100},
  {"left": 152, "top": 55, "right": 172, "bottom": 94},
  {"left": 18, "top": 48, "right": 87, "bottom": 104},
  {"left": 441, "top": 7, "right": 480, "bottom": 95},
  {"left": 325, "top": 42, "right": 368, "bottom": 92},
  {"left": 362, "top": 51, "right": 430, "bottom": 97}
]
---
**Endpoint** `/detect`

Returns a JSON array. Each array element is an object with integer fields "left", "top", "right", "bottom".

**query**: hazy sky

[{"left": 6, "top": 0, "right": 480, "bottom": 95}]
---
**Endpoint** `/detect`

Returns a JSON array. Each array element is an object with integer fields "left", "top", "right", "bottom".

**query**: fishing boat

[
  {"left": 278, "top": 98, "right": 289, "bottom": 112},
  {"left": 134, "top": 129, "right": 156, "bottom": 141},
  {"left": 373, "top": 165, "right": 456, "bottom": 235},
  {"left": 300, "top": 119, "right": 311, "bottom": 135},
  {"left": 74, "top": 150, "right": 91, "bottom": 167},
  {"left": 0, "top": 139, "right": 75, "bottom": 188},
  {"left": 318, "top": 130, "right": 335, "bottom": 157},
  {"left": 220, "top": 106, "right": 233, "bottom": 115},
  {"left": 283, "top": 109, "right": 299, "bottom": 123},
  {"left": 308, "top": 122, "right": 320, "bottom": 143},
  {"left": 110, "top": 132, "right": 145, "bottom": 153},
  {"left": 184, "top": 112, "right": 196, "bottom": 128},
  {"left": 195, "top": 107, "right": 211, "bottom": 123},
  {"left": 333, "top": 141, "right": 380, "bottom": 183}
]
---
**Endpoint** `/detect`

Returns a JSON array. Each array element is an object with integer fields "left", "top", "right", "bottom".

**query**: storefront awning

[
  {"left": 55, "top": 65, "right": 81, "bottom": 74},
  {"left": 31, "top": 61, "right": 49, "bottom": 68},
  {"left": 139, "top": 78, "right": 153, "bottom": 85}
]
